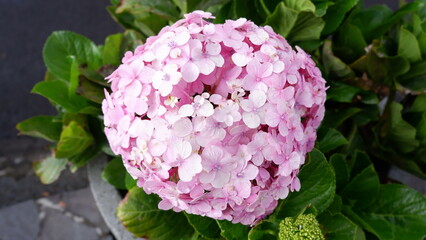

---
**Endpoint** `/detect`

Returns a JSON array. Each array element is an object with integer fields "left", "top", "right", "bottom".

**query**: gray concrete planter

[{"left": 88, "top": 154, "right": 139, "bottom": 240}]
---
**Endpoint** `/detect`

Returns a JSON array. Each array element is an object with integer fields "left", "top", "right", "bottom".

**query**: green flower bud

[{"left": 279, "top": 214, "right": 324, "bottom": 240}]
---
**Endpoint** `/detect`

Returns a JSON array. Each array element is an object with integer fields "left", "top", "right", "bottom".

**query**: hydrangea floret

[{"left": 102, "top": 11, "right": 326, "bottom": 225}]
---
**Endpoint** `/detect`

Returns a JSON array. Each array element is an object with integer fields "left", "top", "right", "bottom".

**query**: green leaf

[
  {"left": 282, "top": 0, "right": 315, "bottom": 12},
  {"left": 398, "top": 61, "right": 426, "bottom": 91},
  {"left": 16, "top": 115, "right": 62, "bottom": 142},
  {"left": 185, "top": 214, "right": 221, "bottom": 239},
  {"left": 317, "top": 128, "right": 348, "bottom": 153},
  {"left": 68, "top": 56, "right": 80, "bottom": 97},
  {"left": 357, "top": 184, "right": 426, "bottom": 240},
  {"left": 287, "top": 11, "right": 325, "bottom": 42},
  {"left": 55, "top": 121, "right": 94, "bottom": 158},
  {"left": 332, "top": 23, "right": 367, "bottom": 64},
  {"left": 117, "top": 187, "right": 195, "bottom": 239},
  {"left": 340, "top": 164, "right": 380, "bottom": 210},
  {"left": 76, "top": 76, "right": 105, "bottom": 104},
  {"left": 326, "top": 195, "right": 343, "bottom": 215},
  {"left": 317, "top": 211, "right": 366, "bottom": 240},
  {"left": 32, "top": 80, "right": 90, "bottom": 113},
  {"left": 411, "top": 94, "right": 426, "bottom": 112},
  {"left": 69, "top": 144, "right": 99, "bottom": 172},
  {"left": 216, "top": 220, "right": 249, "bottom": 240},
  {"left": 188, "top": 0, "right": 232, "bottom": 15},
  {"left": 102, "top": 157, "right": 136, "bottom": 190},
  {"left": 321, "top": 0, "right": 359, "bottom": 35},
  {"left": 248, "top": 220, "right": 279, "bottom": 240},
  {"left": 327, "top": 82, "right": 363, "bottom": 103},
  {"left": 398, "top": 28, "right": 422, "bottom": 63},
  {"left": 351, "top": 5, "right": 393, "bottom": 42},
  {"left": 116, "top": 0, "right": 180, "bottom": 22},
  {"left": 43, "top": 31, "right": 101, "bottom": 82},
  {"left": 102, "top": 33, "right": 123, "bottom": 66},
  {"left": 330, "top": 154, "right": 349, "bottom": 192},
  {"left": 418, "top": 32, "right": 426, "bottom": 56},
  {"left": 33, "top": 156, "right": 67, "bottom": 184},
  {"left": 380, "top": 102, "right": 419, "bottom": 153},
  {"left": 322, "top": 40, "right": 355, "bottom": 78},
  {"left": 350, "top": 44, "right": 410, "bottom": 85},
  {"left": 274, "top": 149, "right": 335, "bottom": 218},
  {"left": 264, "top": 2, "right": 299, "bottom": 38},
  {"left": 321, "top": 107, "right": 362, "bottom": 128}
]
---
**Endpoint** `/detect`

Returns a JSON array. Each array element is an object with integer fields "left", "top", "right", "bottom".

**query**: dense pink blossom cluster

[{"left": 102, "top": 11, "right": 326, "bottom": 225}]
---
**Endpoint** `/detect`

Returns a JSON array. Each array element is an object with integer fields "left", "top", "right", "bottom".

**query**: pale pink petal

[
  {"left": 240, "top": 99, "right": 253, "bottom": 112},
  {"left": 212, "top": 171, "right": 230, "bottom": 188},
  {"left": 210, "top": 55, "right": 224, "bottom": 67},
  {"left": 179, "top": 154, "right": 202, "bottom": 182},
  {"left": 195, "top": 59, "right": 215, "bottom": 75},
  {"left": 179, "top": 104, "right": 194, "bottom": 117},
  {"left": 173, "top": 117, "right": 193, "bottom": 137},
  {"left": 273, "top": 61, "right": 285, "bottom": 73},
  {"left": 283, "top": 86, "right": 295, "bottom": 100},
  {"left": 149, "top": 139, "right": 167, "bottom": 156},
  {"left": 198, "top": 102, "right": 214, "bottom": 117},
  {"left": 287, "top": 74, "right": 297, "bottom": 84},
  {"left": 231, "top": 53, "right": 251, "bottom": 67},
  {"left": 181, "top": 62, "right": 199, "bottom": 83},
  {"left": 278, "top": 122, "right": 289, "bottom": 137},
  {"left": 175, "top": 31, "right": 191, "bottom": 46},
  {"left": 249, "top": 90, "right": 267, "bottom": 108},
  {"left": 117, "top": 115, "right": 131, "bottom": 132},
  {"left": 243, "top": 112, "right": 260, "bottom": 129},
  {"left": 206, "top": 42, "right": 221, "bottom": 55},
  {"left": 244, "top": 164, "right": 259, "bottom": 180},
  {"left": 155, "top": 45, "right": 171, "bottom": 60}
]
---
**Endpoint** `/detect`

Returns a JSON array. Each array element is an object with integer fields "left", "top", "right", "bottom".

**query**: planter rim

[{"left": 88, "top": 154, "right": 139, "bottom": 240}]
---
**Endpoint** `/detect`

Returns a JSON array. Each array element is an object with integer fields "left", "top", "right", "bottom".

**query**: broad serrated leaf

[
  {"left": 43, "top": 31, "right": 101, "bottom": 82},
  {"left": 16, "top": 115, "right": 62, "bottom": 142},
  {"left": 31, "top": 80, "right": 90, "bottom": 113},
  {"left": 102, "top": 157, "right": 136, "bottom": 190},
  {"left": 102, "top": 33, "right": 123, "bottom": 66},
  {"left": 332, "top": 23, "right": 367, "bottom": 64},
  {"left": 55, "top": 121, "right": 94, "bottom": 158},
  {"left": 274, "top": 149, "right": 335, "bottom": 219},
  {"left": 357, "top": 184, "right": 426, "bottom": 240},
  {"left": 69, "top": 144, "right": 99, "bottom": 172},
  {"left": 216, "top": 220, "right": 249, "bottom": 240},
  {"left": 287, "top": 11, "right": 325, "bottom": 42},
  {"left": 340, "top": 164, "right": 380, "bottom": 210},
  {"left": 117, "top": 187, "right": 195, "bottom": 239},
  {"left": 185, "top": 213, "right": 221, "bottom": 239},
  {"left": 33, "top": 156, "right": 67, "bottom": 184},
  {"left": 380, "top": 102, "right": 419, "bottom": 153},
  {"left": 398, "top": 28, "right": 422, "bottom": 63},
  {"left": 321, "top": 107, "right": 362, "bottom": 128},
  {"left": 77, "top": 76, "right": 105, "bottom": 104},
  {"left": 264, "top": 2, "right": 299, "bottom": 38},
  {"left": 351, "top": 5, "right": 392, "bottom": 43},
  {"left": 282, "top": 0, "right": 315, "bottom": 12},
  {"left": 317, "top": 128, "right": 348, "bottom": 153},
  {"left": 317, "top": 211, "right": 366, "bottom": 240},
  {"left": 322, "top": 40, "right": 355, "bottom": 78},
  {"left": 248, "top": 220, "right": 278, "bottom": 240},
  {"left": 321, "top": 0, "right": 359, "bottom": 35},
  {"left": 330, "top": 154, "right": 350, "bottom": 192}
]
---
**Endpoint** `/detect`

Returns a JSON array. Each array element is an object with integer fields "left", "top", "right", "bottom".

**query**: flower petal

[
  {"left": 181, "top": 61, "right": 199, "bottom": 83},
  {"left": 173, "top": 117, "right": 193, "bottom": 137}
]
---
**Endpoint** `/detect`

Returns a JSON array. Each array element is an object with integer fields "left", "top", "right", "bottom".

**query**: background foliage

[{"left": 17, "top": 0, "right": 426, "bottom": 239}]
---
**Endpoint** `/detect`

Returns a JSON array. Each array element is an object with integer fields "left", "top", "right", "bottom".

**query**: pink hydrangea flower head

[{"left": 102, "top": 11, "right": 326, "bottom": 226}]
